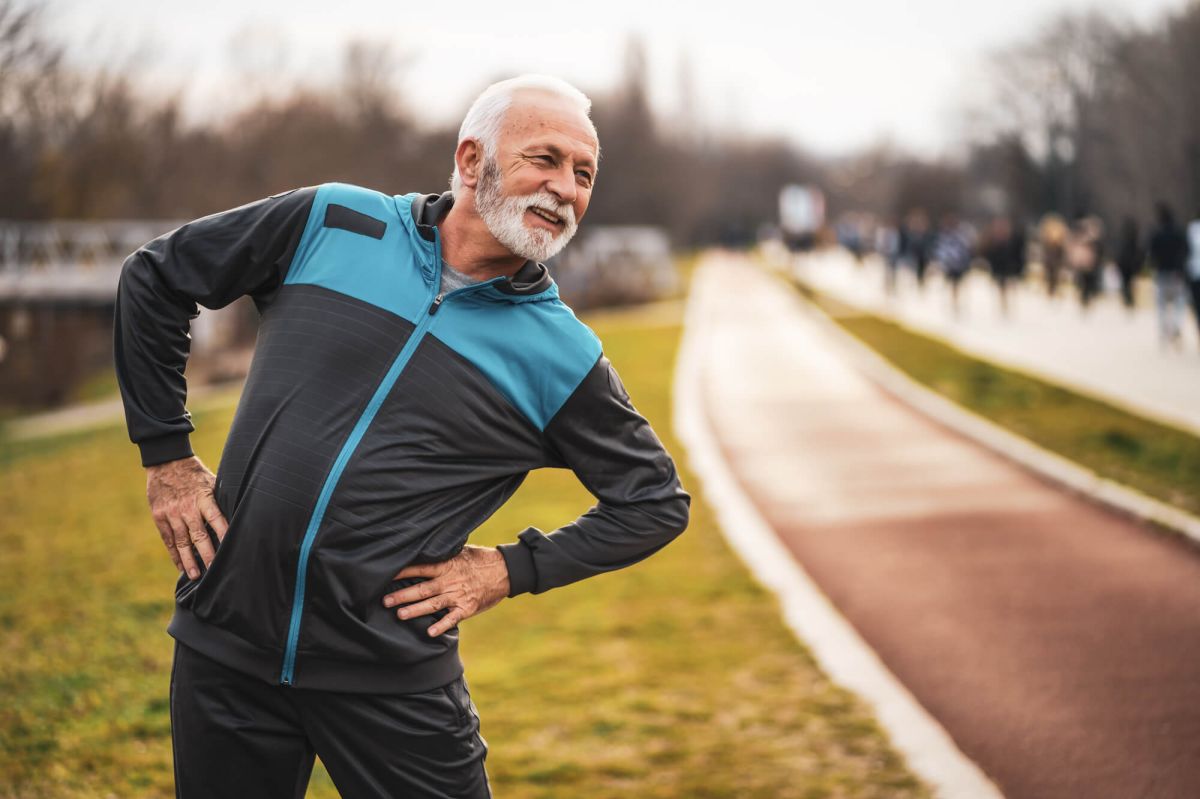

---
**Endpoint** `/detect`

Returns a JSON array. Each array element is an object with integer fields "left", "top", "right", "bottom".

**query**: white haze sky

[{"left": 52, "top": 0, "right": 1183, "bottom": 157}]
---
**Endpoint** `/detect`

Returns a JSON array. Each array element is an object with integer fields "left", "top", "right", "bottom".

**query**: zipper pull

[{"left": 429, "top": 293, "right": 445, "bottom": 315}]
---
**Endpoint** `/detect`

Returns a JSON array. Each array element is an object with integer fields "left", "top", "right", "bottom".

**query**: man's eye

[
  {"left": 536, "top": 155, "right": 555, "bottom": 164},
  {"left": 577, "top": 171, "right": 593, "bottom": 185}
]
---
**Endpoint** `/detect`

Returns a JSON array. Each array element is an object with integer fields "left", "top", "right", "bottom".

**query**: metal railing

[{"left": 0, "top": 220, "right": 183, "bottom": 301}]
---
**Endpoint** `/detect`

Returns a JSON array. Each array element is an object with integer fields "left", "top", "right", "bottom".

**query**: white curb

[{"left": 673, "top": 259, "right": 1005, "bottom": 799}]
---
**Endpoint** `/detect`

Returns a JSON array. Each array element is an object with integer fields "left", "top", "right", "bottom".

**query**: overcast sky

[{"left": 52, "top": 0, "right": 1183, "bottom": 157}]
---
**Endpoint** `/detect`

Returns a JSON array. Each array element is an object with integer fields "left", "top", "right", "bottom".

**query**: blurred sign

[{"left": 779, "top": 184, "right": 825, "bottom": 251}]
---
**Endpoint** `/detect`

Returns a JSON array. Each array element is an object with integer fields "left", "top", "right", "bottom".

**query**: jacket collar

[{"left": 409, "top": 191, "right": 554, "bottom": 296}]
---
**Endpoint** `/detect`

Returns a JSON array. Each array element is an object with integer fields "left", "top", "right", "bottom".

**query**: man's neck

[{"left": 436, "top": 199, "right": 526, "bottom": 282}]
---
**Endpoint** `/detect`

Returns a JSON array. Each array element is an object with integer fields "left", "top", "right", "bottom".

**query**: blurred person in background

[
  {"left": 981, "top": 215, "right": 1026, "bottom": 319},
  {"left": 1114, "top": 217, "right": 1145, "bottom": 312},
  {"left": 1188, "top": 209, "right": 1200, "bottom": 349},
  {"left": 1067, "top": 213, "right": 1105, "bottom": 313},
  {"left": 113, "top": 74, "right": 690, "bottom": 798},
  {"left": 876, "top": 217, "right": 902, "bottom": 296},
  {"left": 933, "top": 211, "right": 974, "bottom": 317},
  {"left": 1148, "top": 202, "right": 1191, "bottom": 350},
  {"left": 1038, "top": 213, "right": 1069, "bottom": 298},
  {"left": 900, "top": 208, "right": 933, "bottom": 290},
  {"left": 838, "top": 213, "right": 867, "bottom": 263}
]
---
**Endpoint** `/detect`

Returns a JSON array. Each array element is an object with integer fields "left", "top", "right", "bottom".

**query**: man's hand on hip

[
  {"left": 383, "top": 545, "right": 511, "bottom": 637},
  {"left": 145, "top": 456, "right": 228, "bottom": 581}
]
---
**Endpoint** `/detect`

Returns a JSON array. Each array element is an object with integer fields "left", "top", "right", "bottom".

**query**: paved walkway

[
  {"left": 693, "top": 254, "right": 1200, "bottom": 798},
  {"left": 2, "top": 379, "right": 245, "bottom": 443},
  {"left": 785, "top": 248, "right": 1200, "bottom": 435}
]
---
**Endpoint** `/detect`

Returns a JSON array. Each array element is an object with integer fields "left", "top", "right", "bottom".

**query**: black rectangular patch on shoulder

[{"left": 324, "top": 204, "right": 386, "bottom": 239}]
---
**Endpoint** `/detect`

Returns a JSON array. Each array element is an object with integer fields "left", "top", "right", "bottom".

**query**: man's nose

[{"left": 546, "top": 167, "right": 577, "bottom": 205}]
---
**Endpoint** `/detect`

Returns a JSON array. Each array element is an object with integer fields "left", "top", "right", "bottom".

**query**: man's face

[{"left": 473, "top": 92, "right": 598, "bottom": 263}]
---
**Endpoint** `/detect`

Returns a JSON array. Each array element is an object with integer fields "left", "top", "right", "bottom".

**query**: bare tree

[
  {"left": 0, "top": 0, "right": 69, "bottom": 217},
  {"left": 966, "top": 11, "right": 1124, "bottom": 217}
]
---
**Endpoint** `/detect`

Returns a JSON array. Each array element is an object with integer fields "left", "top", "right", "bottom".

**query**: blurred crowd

[{"left": 837, "top": 203, "right": 1200, "bottom": 352}]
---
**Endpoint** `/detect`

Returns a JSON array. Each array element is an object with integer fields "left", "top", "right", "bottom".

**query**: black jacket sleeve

[
  {"left": 113, "top": 187, "right": 318, "bottom": 467},
  {"left": 496, "top": 354, "right": 692, "bottom": 596}
]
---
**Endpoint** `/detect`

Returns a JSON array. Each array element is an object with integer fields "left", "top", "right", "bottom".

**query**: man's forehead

[{"left": 501, "top": 91, "right": 599, "bottom": 157}]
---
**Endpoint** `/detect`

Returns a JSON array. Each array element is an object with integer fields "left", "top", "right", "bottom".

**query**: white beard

[{"left": 474, "top": 157, "right": 579, "bottom": 262}]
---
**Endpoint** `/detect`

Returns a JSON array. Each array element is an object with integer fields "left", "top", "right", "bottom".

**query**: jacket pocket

[
  {"left": 440, "top": 675, "right": 472, "bottom": 727},
  {"left": 178, "top": 485, "right": 303, "bottom": 648},
  {"left": 298, "top": 516, "right": 460, "bottom": 662}
]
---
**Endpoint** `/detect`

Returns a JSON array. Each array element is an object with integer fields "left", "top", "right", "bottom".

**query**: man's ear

[{"left": 455, "top": 139, "right": 483, "bottom": 190}]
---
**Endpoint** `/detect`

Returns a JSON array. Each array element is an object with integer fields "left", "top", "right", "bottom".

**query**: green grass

[
  {"left": 0, "top": 303, "right": 927, "bottom": 799},
  {"left": 68, "top": 369, "right": 121, "bottom": 405},
  {"left": 790, "top": 280, "right": 1200, "bottom": 517}
]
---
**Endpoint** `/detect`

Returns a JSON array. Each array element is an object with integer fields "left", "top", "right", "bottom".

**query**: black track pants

[{"left": 169, "top": 641, "right": 492, "bottom": 798}]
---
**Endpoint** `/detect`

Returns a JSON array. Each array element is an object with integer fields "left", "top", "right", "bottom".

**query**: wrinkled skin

[
  {"left": 145, "top": 455, "right": 228, "bottom": 580},
  {"left": 383, "top": 546, "right": 511, "bottom": 637}
]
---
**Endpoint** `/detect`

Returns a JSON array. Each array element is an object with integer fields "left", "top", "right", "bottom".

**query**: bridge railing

[{"left": 0, "top": 220, "right": 184, "bottom": 301}]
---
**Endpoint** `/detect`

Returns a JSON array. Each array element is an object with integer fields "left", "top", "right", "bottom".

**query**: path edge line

[
  {"left": 672, "top": 260, "right": 1006, "bottom": 799},
  {"left": 4, "top": 379, "right": 245, "bottom": 443}
]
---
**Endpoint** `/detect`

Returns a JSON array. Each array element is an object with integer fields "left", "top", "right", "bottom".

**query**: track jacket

[{"left": 113, "top": 182, "right": 691, "bottom": 693}]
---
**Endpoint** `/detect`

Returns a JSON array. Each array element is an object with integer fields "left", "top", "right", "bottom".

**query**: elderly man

[{"left": 113, "top": 74, "right": 690, "bottom": 799}]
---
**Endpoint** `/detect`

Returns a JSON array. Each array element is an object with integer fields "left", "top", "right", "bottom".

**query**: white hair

[{"left": 449, "top": 74, "right": 597, "bottom": 195}]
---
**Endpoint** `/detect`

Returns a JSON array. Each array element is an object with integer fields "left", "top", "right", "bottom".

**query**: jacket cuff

[
  {"left": 139, "top": 433, "right": 195, "bottom": 467},
  {"left": 497, "top": 531, "right": 539, "bottom": 597}
]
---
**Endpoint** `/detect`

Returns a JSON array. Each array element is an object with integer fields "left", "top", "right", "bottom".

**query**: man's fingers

[
  {"left": 168, "top": 516, "right": 201, "bottom": 580},
  {"left": 393, "top": 595, "right": 449, "bottom": 620},
  {"left": 153, "top": 515, "right": 184, "bottom": 573},
  {"left": 428, "top": 608, "right": 465, "bottom": 638},
  {"left": 197, "top": 495, "right": 229, "bottom": 542},
  {"left": 382, "top": 577, "right": 443, "bottom": 608},
  {"left": 184, "top": 511, "right": 217, "bottom": 571}
]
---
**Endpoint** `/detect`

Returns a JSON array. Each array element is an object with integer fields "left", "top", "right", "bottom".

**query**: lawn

[
  {"left": 789, "top": 280, "right": 1200, "bottom": 518},
  {"left": 0, "top": 299, "right": 927, "bottom": 798}
]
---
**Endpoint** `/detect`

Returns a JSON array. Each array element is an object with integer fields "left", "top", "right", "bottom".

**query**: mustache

[{"left": 523, "top": 193, "right": 576, "bottom": 226}]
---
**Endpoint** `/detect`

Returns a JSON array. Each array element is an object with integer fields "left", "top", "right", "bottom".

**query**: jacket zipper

[{"left": 278, "top": 231, "right": 501, "bottom": 686}]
